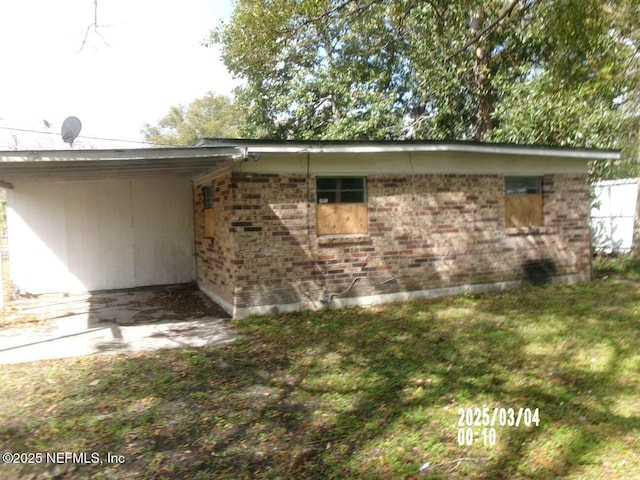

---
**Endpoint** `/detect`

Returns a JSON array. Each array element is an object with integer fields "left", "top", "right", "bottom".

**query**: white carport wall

[
  {"left": 7, "top": 177, "right": 194, "bottom": 293},
  {"left": 0, "top": 146, "right": 242, "bottom": 295}
]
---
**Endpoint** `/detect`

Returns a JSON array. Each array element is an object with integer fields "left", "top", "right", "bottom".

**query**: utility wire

[{"left": 0, "top": 126, "right": 188, "bottom": 148}]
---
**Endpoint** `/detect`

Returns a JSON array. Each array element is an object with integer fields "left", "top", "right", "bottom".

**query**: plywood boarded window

[
  {"left": 316, "top": 177, "right": 368, "bottom": 235},
  {"left": 505, "top": 176, "right": 543, "bottom": 228},
  {"left": 202, "top": 185, "right": 215, "bottom": 238}
]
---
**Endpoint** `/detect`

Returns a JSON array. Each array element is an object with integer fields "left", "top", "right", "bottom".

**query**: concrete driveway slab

[{"left": 0, "top": 285, "right": 237, "bottom": 364}]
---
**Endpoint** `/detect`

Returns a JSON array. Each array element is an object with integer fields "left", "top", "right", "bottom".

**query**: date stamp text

[{"left": 456, "top": 406, "right": 541, "bottom": 446}]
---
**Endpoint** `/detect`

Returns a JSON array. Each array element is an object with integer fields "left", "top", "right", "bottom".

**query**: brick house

[
  {"left": 0, "top": 140, "right": 618, "bottom": 317},
  {"left": 192, "top": 140, "right": 616, "bottom": 318}
]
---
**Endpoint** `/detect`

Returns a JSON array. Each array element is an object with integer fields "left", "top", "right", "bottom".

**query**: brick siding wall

[
  {"left": 199, "top": 171, "right": 591, "bottom": 315},
  {"left": 194, "top": 169, "right": 236, "bottom": 308}
]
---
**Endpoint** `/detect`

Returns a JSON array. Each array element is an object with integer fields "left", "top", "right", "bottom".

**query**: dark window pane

[
  {"left": 317, "top": 178, "right": 338, "bottom": 191},
  {"left": 505, "top": 177, "right": 541, "bottom": 194},
  {"left": 316, "top": 177, "right": 366, "bottom": 204},
  {"left": 202, "top": 185, "right": 213, "bottom": 209},
  {"left": 341, "top": 190, "right": 365, "bottom": 203},
  {"left": 341, "top": 177, "right": 365, "bottom": 191},
  {"left": 317, "top": 191, "right": 337, "bottom": 203}
]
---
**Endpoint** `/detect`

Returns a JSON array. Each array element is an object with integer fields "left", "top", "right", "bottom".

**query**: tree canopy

[
  {"left": 141, "top": 92, "right": 241, "bottom": 146},
  {"left": 213, "top": 0, "right": 639, "bottom": 178}
]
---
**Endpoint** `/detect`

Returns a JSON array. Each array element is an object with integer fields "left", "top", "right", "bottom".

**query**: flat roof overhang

[
  {"left": 197, "top": 138, "right": 621, "bottom": 161},
  {"left": 0, "top": 146, "right": 244, "bottom": 183},
  {"left": 0, "top": 140, "right": 621, "bottom": 186}
]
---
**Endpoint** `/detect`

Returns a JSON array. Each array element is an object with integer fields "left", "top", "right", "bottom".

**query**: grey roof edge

[
  {"left": 0, "top": 140, "right": 621, "bottom": 163},
  {"left": 0, "top": 146, "right": 243, "bottom": 163},
  {"left": 197, "top": 138, "right": 621, "bottom": 160}
]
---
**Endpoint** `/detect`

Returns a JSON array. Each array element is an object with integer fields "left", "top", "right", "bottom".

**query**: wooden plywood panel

[
  {"left": 204, "top": 208, "right": 215, "bottom": 238},
  {"left": 505, "top": 194, "right": 543, "bottom": 228},
  {"left": 316, "top": 203, "right": 368, "bottom": 235}
]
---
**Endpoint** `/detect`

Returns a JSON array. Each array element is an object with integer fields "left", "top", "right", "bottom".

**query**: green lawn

[{"left": 0, "top": 256, "right": 639, "bottom": 479}]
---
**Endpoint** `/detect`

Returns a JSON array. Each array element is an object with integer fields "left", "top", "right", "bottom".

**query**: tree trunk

[
  {"left": 320, "top": 26, "right": 341, "bottom": 122},
  {"left": 470, "top": 10, "right": 492, "bottom": 142}
]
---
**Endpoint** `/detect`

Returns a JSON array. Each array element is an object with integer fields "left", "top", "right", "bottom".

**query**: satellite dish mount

[{"left": 61, "top": 116, "right": 82, "bottom": 147}]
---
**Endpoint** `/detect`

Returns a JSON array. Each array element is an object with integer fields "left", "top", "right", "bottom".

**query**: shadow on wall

[{"left": 591, "top": 216, "right": 627, "bottom": 254}]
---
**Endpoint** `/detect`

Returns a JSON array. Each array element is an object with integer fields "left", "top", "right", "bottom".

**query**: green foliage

[
  {"left": 213, "top": 0, "right": 639, "bottom": 178},
  {"left": 141, "top": 92, "right": 242, "bottom": 146}
]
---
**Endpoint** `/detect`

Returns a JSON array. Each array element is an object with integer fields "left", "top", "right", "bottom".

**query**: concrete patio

[{"left": 0, "top": 285, "right": 237, "bottom": 364}]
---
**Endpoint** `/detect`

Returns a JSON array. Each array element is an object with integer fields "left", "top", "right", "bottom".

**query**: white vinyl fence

[
  {"left": 591, "top": 178, "right": 637, "bottom": 253},
  {"left": 0, "top": 235, "right": 6, "bottom": 311}
]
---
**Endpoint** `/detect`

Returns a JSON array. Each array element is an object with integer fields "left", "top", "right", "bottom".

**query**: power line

[{"left": 0, "top": 125, "right": 187, "bottom": 148}]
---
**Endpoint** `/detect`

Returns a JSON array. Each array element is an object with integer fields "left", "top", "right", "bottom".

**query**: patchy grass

[
  {"left": 1, "top": 263, "right": 640, "bottom": 479},
  {"left": 593, "top": 253, "right": 640, "bottom": 281}
]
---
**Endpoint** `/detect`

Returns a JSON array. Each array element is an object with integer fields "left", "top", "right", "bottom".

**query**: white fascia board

[
  {"left": 0, "top": 146, "right": 243, "bottom": 163},
  {"left": 239, "top": 142, "right": 620, "bottom": 160}
]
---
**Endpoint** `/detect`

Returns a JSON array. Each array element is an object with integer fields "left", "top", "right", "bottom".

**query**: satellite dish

[{"left": 61, "top": 116, "right": 82, "bottom": 146}]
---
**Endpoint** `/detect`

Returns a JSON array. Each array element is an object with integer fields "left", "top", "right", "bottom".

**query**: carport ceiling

[{"left": 0, "top": 146, "right": 243, "bottom": 182}]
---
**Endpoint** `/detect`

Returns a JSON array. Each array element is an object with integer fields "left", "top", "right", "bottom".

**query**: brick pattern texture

[
  {"left": 195, "top": 171, "right": 591, "bottom": 313},
  {"left": 194, "top": 169, "right": 235, "bottom": 307}
]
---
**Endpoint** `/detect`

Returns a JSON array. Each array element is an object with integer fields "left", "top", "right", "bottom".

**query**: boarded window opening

[
  {"left": 202, "top": 185, "right": 214, "bottom": 238},
  {"left": 202, "top": 185, "right": 213, "bottom": 209},
  {"left": 505, "top": 176, "right": 543, "bottom": 228},
  {"left": 316, "top": 177, "right": 368, "bottom": 235}
]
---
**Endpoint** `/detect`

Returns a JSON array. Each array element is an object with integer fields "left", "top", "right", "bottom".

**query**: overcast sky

[{"left": 0, "top": 0, "right": 238, "bottom": 150}]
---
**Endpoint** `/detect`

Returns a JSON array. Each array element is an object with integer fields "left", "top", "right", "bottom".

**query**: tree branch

[
  {"left": 446, "top": 0, "right": 521, "bottom": 60},
  {"left": 78, "top": 0, "right": 111, "bottom": 52},
  {"left": 280, "top": 0, "right": 382, "bottom": 42},
  {"left": 308, "top": 0, "right": 381, "bottom": 24}
]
